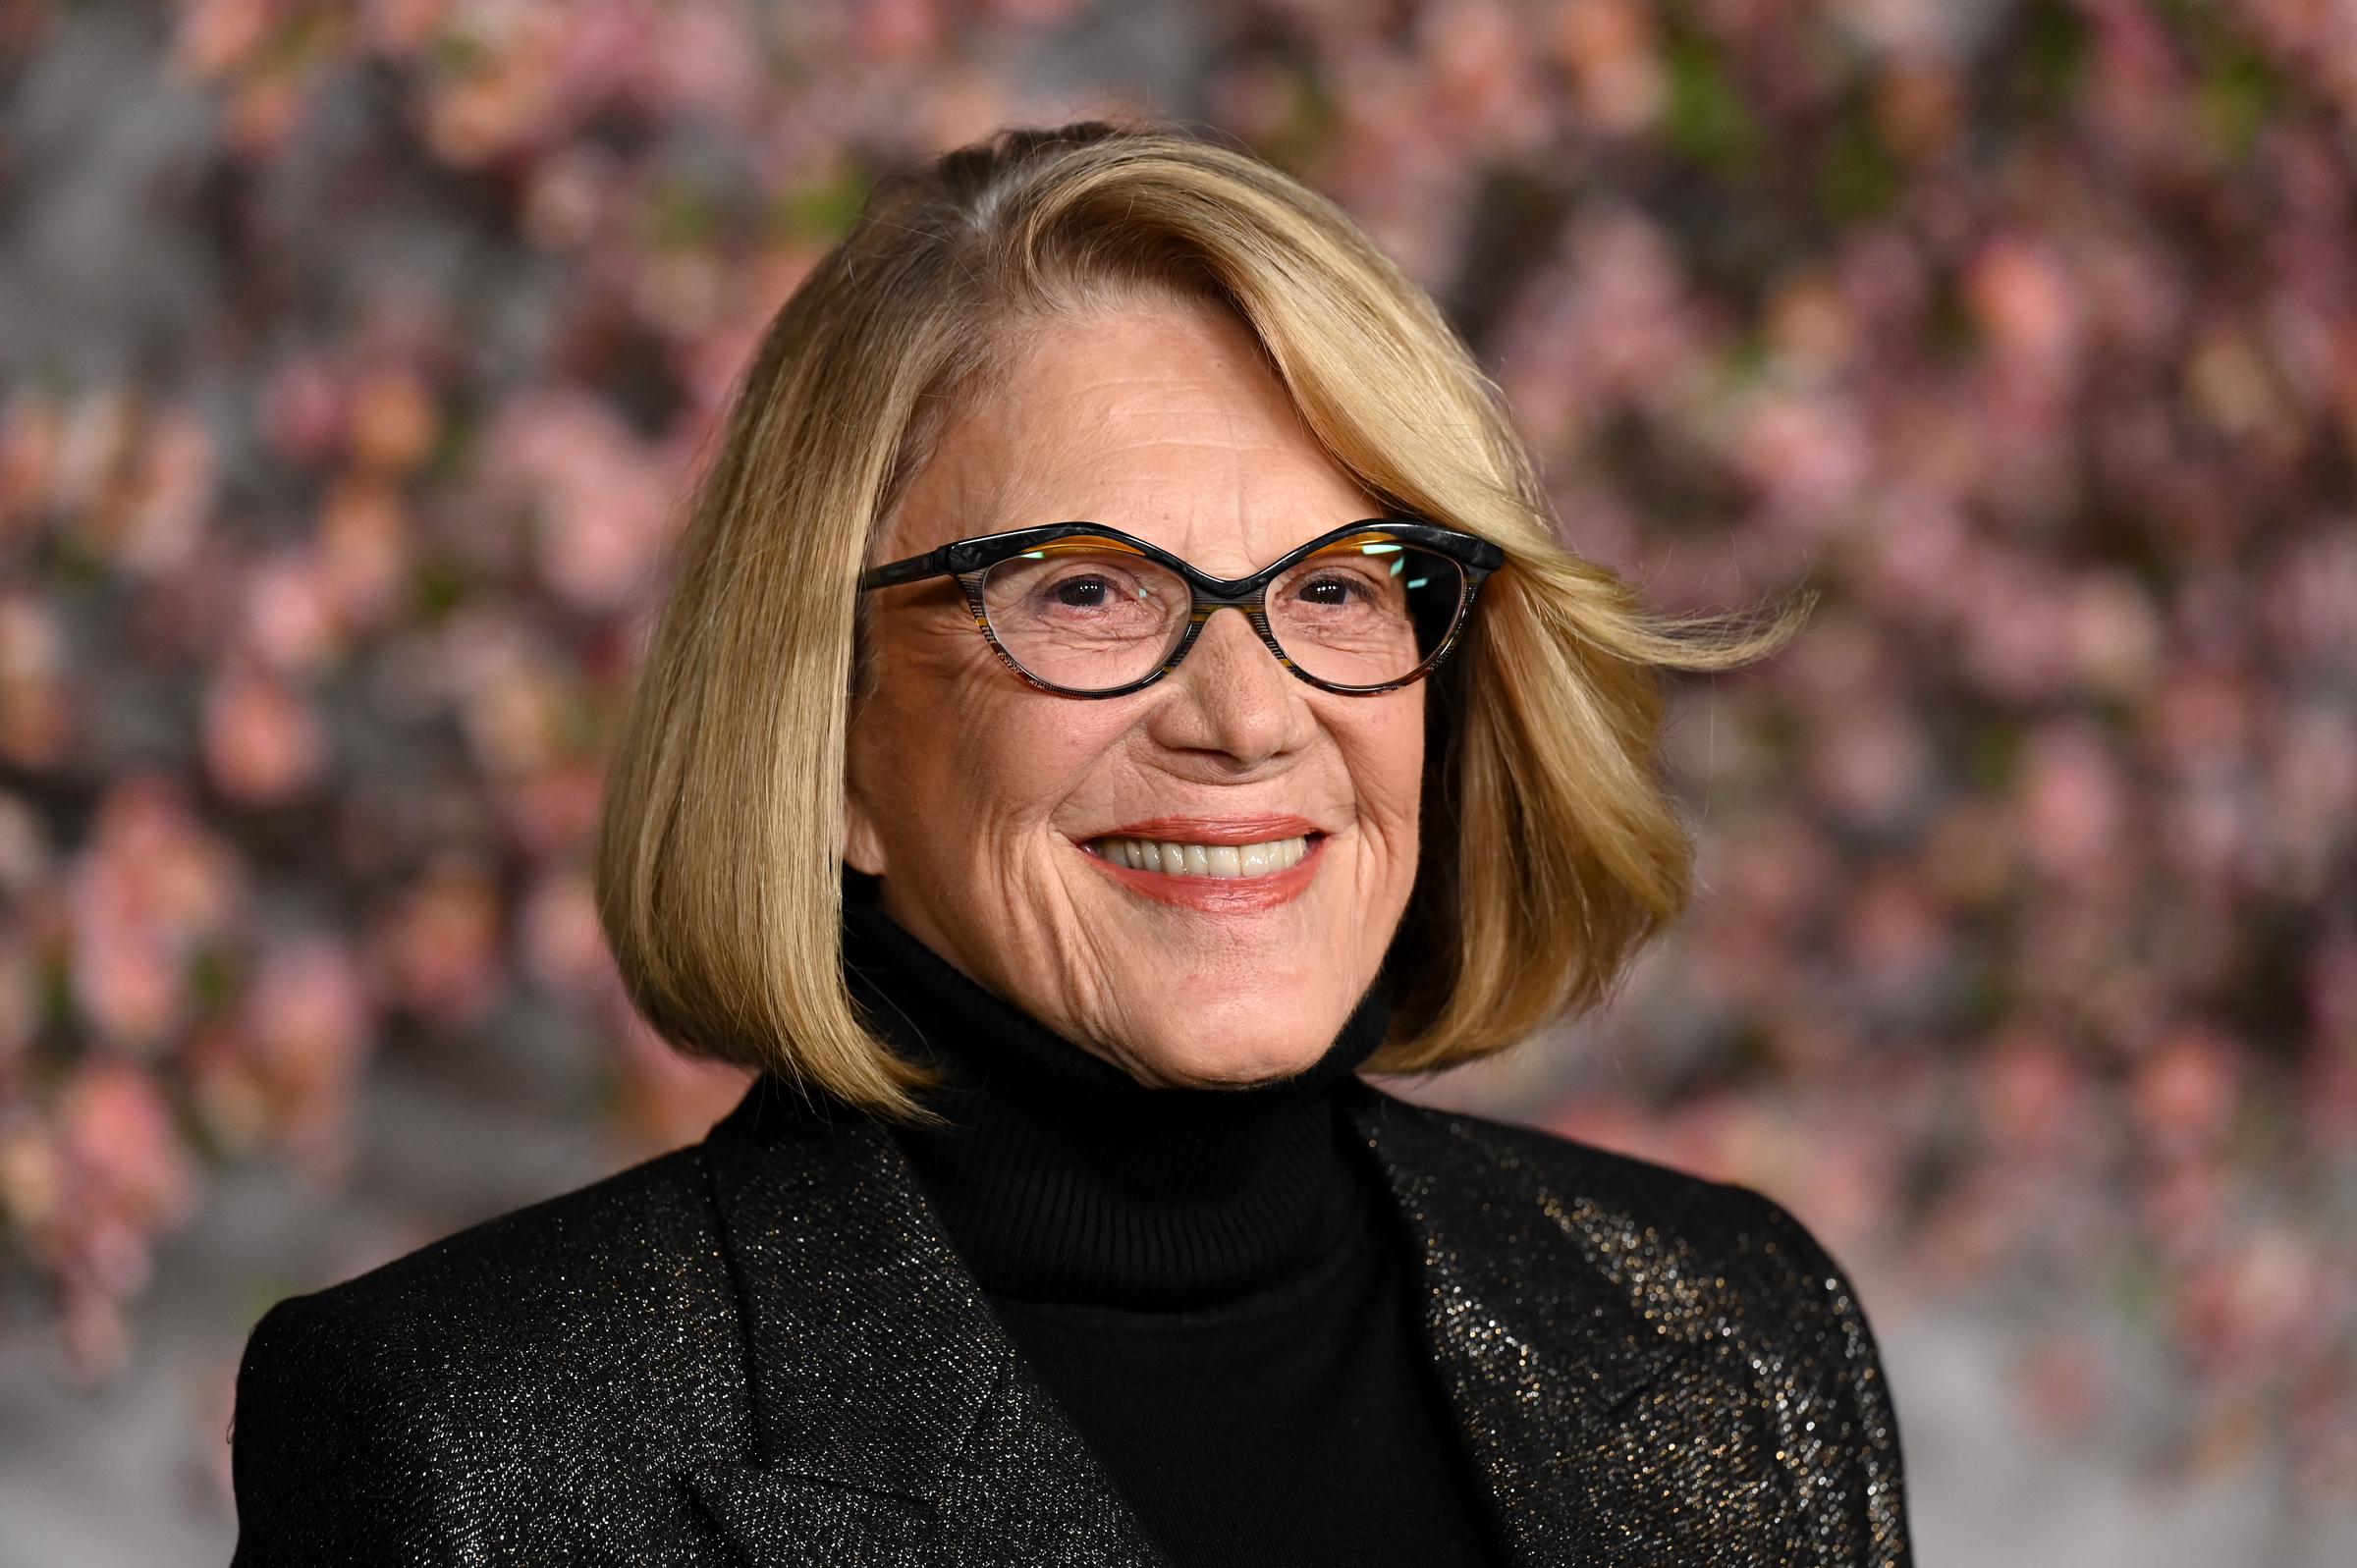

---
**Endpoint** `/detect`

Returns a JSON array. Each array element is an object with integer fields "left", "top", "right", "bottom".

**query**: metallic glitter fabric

[{"left": 228, "top": 1074, "right": 1912, "bottom": 1565}]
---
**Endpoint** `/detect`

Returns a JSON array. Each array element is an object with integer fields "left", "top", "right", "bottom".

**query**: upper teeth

[{"left": 1090, "top": 836, "right": 1312, "bottom": 877}]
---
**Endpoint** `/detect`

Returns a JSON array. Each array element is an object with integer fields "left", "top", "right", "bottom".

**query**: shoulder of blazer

[
  {"left": 1353, "top": 1078, "right": 1875, "bottom": 1306},
  {"left": 1344, "top": 1080, "right": 1913, "bottom": 1564},
  {"left": 228, "top": 1139, "right": 747, "bottom": 1565},
  {"left": 1357, "top": 1082, "right": 1845, "bottom": 1270},
  {"left": 237, "top": 1136, "right": 739, "bottom": 1391}
]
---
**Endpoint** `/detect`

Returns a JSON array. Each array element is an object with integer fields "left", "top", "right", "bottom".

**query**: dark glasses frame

[{"left": 856, "top": 517, "right": 1507, "bottom": 697}]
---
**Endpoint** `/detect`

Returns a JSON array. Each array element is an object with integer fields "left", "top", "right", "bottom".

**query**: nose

[{"left": 1147, "top": 606, "right": 1303, "bottom": 766}]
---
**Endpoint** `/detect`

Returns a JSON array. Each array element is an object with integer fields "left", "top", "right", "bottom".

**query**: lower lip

[{"left": 1074, "top": 835, "right": 1329, "bottom": 912}]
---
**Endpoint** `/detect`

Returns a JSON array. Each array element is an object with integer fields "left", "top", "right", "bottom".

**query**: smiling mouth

[{"left": 1081, "top": 832, "right": 1327, "bottom": 879}]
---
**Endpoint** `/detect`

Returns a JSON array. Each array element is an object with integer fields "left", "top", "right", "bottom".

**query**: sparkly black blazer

[{"left": 227, "top": 1072, "right": 1913, "bottom": 1566}]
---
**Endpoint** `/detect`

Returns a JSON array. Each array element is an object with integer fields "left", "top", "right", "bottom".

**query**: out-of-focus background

[{"left": 0, "top": 1, "right": 2351, "bottom": 1562}]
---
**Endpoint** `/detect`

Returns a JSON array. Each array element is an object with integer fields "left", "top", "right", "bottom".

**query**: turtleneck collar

[{"left": 832, "top": 869, "right": 1393, "bottom": 1310}]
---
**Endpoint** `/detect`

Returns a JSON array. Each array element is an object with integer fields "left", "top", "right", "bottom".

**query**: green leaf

[
  {"left": 2198, "top": 46, "right": 2279, "bottom": 160},
  {"left": 1662, "top": 28, "right": 1760, "bottom": 175},
  {"left": 768, "top": 163, "right": 870, "bottom": 243},
  {"left": 1821, "top": 99, "right": 1900, "bottom": 221}
]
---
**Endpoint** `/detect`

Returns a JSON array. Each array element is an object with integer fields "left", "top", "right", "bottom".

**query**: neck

[{"left": 837, "top": 870, "right": 1392, "bottom": 1308}]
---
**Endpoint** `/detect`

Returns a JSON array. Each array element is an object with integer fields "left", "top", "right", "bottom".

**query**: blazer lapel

[
  {"left": 679, "top": 1072, "right": 1787, "bottom": 1568},
  {"left": 678, "top": 1078, "right": 1170, "bottom": 1567},
  {"left": 1343, "top": 1080, "right": 1795, "bottom": 1567}
]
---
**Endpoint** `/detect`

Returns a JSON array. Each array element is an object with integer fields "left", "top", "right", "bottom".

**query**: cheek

[
  {"left": 968, "top": 701, "right": 1128, "bottom": 831},
  {"left": 1343, "top": 694, "right": 1428, "bottom": 833},
  {"left": 873, "top": 674, "right": 1132, "bottom": 857}
]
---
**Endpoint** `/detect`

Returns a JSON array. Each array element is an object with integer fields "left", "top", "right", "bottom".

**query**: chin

[{"left": 1128, "top": 1023, "right": 1334, "bottom": 1091}]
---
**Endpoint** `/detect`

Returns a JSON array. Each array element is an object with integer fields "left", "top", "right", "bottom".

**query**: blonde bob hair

[{"left": 593, "top": 117, "right": 1809, "bottom": 1125}]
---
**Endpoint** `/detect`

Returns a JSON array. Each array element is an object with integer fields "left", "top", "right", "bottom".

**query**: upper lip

[{"left": 1084, "top": 814, "right": 1327, "bottom": 845}]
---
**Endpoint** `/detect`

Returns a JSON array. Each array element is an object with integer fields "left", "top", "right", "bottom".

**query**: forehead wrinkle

[
  {"left": 893, "top": 310, "right": 1378, "bottom": 568},
  {"left": 1010, "top": 400, "right": 1361, "bottom": 569},
  {"left": 1008, "top": 474, "right": 1369, "bottom": 577}
]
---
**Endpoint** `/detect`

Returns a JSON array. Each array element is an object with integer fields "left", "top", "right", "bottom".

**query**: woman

[{"left": 229, "top": 119, "right": 1912, "bottom": 1566}]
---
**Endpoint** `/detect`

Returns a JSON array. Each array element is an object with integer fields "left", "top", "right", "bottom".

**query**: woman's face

[{"left": 844, "top": 294, "right": 1425, "bottom": 1090}]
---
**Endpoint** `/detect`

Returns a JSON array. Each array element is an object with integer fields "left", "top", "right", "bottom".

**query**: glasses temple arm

[{"left": 857, "top": 549, "right": 955, "bottom": 591}]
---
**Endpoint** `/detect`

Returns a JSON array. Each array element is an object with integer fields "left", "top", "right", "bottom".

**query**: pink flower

[
  {"left": 314, "top": 477, "right": 412, "bottom": 629},
  {"left": 359, "top": 0, "right": 452, "bottom": 57},
  {"left": 240, "top": 551, "right": 343, "bottom": 675},
  {"left": 218, "top": 936, "right": 376, "bottom": 1175},
  {"left": 486, "top": 392, "right": 677, "bottom": 609},
  {"left": 2017, "top": 720, "right": 2128, "bottom": 886},
  {"left": 2017, "top": 1330, "right": 2107, "bottom": 1437},
  {"left": 66, "top": 778, "right": 245, "bottom": 1052},
  {"left": 2173, "top": 1227, "right": 2335, "bottom": 1379},
  {"left": 1975, "top": 1025, "right": 2088, "bottom": 1164},
  {"left": 1554, "top": 0, "right": 1664, "bottom": 136},
  {"left": 1733, "top": 390, "right": 1872, "bottom": 535},
  {"left": 519, "top": 866, "right": 611, "bottom": 998},
  {"left": 498, "top": 762, "right": 608, "bottom": 861},
  {"left": 0, "top": 591, "right": 73, "bottom": 769},
  {"left": 204, "top": 664, "right": 328, "bottom": 805},
  {"left": 2130, "top": 1024, "right": 2245, "bottom": 1162},
  {"left": 259, "top": 356, "right": 345, "bottom": 464},
  {"left": 116, "top": 406, "right": 215, "bottom": 576},
  {"left": 347, "top": 369, "right": 440, "bottom": 476},
  {"left": 58, "top": 1058, "right": 196, "bottom": 1236},
  {"left": 2067, "top": 569, "right": 2165, "bottom": 698},
  {"left": 849, "top": 0, "right": 945, "bottom": 63},
  {"left": 369, "top": 855, "right": 505, "bottom": 1028},
  {"left": 170, "top": 0, "right": 276, "bottom": 80}
]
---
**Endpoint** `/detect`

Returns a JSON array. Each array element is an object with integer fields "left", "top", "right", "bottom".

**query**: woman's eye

[
  {"left": 1297, "top": 571, "right": 1367, "bottom": 604},
  {"left": 1049, "top": 573, "right": 1121, "bottom": 606}
]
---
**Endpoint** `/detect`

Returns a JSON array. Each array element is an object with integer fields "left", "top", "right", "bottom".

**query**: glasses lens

[
  {"left": 1267, "top": 532, "right": 1465, "bottom": 687},
  {"left": 979, "top": 540, "right": 1190, "bottom": 691}
]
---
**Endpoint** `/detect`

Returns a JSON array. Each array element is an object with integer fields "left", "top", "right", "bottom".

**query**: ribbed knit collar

[{"left": 836, "top": 870, "right": 1392, "bottom": 1310}]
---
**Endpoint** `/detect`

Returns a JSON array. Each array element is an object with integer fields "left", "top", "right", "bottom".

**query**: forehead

[{"left": 883, "top": 297, "right": 1383, "bottom": 572}]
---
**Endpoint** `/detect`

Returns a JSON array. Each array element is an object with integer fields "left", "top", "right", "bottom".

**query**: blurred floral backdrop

[{"left": 1, "top": 0, "right": 2351, "bottom": 1522}]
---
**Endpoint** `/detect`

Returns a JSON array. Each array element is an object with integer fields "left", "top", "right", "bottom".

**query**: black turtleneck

[{"left": 838, "top": 871, "right": 1500, "bottom": 1568}]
